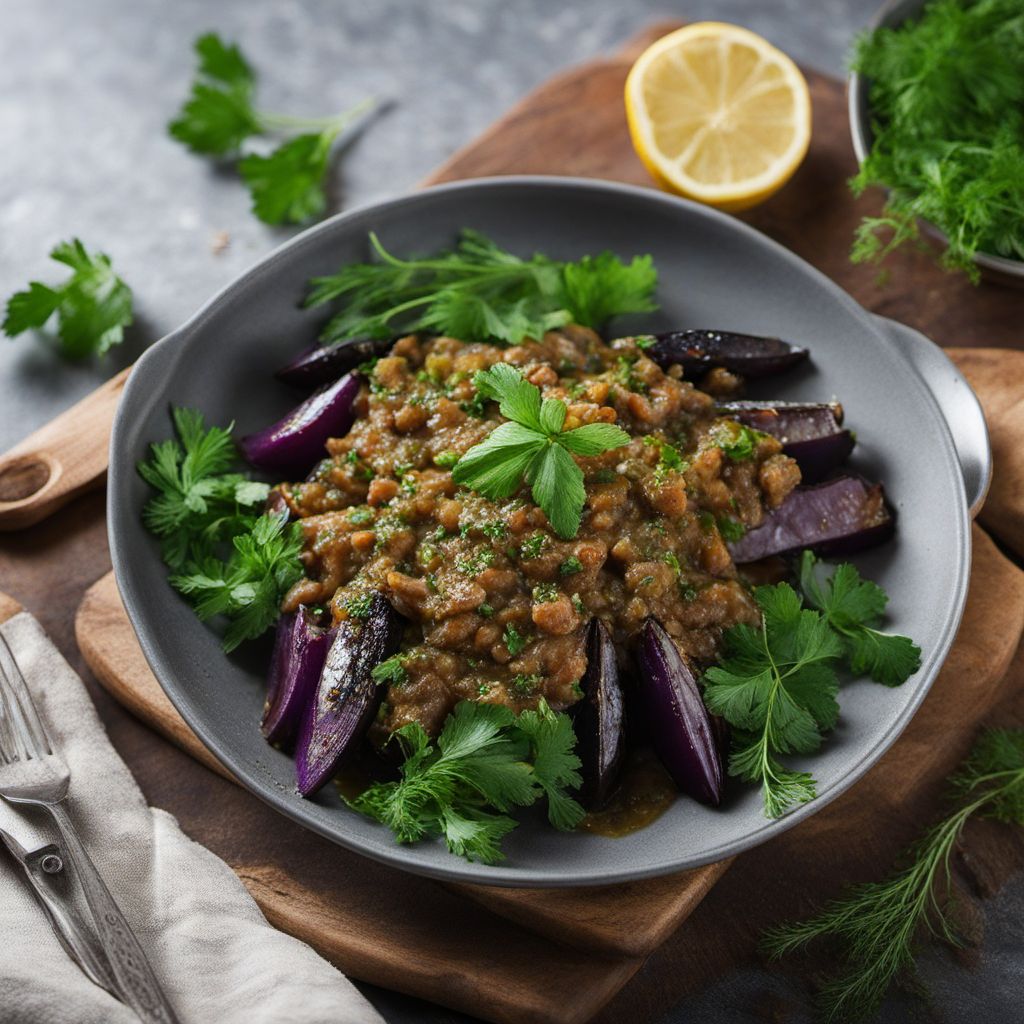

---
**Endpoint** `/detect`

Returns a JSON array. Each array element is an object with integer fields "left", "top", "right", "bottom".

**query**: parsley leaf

[
  {"left": 3, "top": 239, "right": 133, "bottom": 357},
  {"left": 704, "top": 583, "right": 842, "bottom": 818},
  {"left": 800, "top": 551, "right": 922, "bottom": 686},
  {"left": 704, "top": 557, "right": 922, "bottom": 818},
  {"left": 349, "top": 699, "right": 584, "bottom": 863},
  {"left": 306, "top": 229, "right": 659, "bottom": 345},
  {"left": 168, "top": 32, "right": 260, "bottom": 155},
  {"left": 450, "top": 365, "right": 629, "bottom": 538},
  {"left": 169, "top": 32, "right": 374, "bottom": 224},
  {"left": 138, "top": 407, "right": 303, "bottom": 651}
]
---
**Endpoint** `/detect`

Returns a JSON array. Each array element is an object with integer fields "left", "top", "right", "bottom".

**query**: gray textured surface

[{"left": 1, "top": 1, "right": 1018, "bottom": 1022}]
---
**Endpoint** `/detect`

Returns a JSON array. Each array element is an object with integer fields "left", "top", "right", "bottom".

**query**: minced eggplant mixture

[{"left": 275, "top": 325, "right": 801, "bottom": 743}]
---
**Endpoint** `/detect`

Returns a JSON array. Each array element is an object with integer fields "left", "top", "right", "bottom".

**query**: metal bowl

[{"left": 848, "top": 0, "right": 1024, "bottom": 285}]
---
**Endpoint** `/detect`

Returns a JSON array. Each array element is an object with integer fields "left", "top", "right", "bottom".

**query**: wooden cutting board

[{"left": 4, "top": 20, "right": 1024, "bottom": 1024}]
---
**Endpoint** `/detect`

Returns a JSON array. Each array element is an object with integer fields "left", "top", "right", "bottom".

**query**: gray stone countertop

[{"left": 2, "top": 1, "right": 1018, "bottom": 1022}]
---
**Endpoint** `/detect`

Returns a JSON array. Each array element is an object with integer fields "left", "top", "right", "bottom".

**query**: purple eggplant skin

[
  {"left": 728, "top": 475, "right": 894, "bottom": 563},
  {"left": 575, "top": 618, "right": 625, "bottom": 810},
  {"left": 719, "top": 401, "right": 854, "bottom": 482},
  {"left": 261, "top": 607, "right": 332, "bottom": 747},
  {"left": 295, "top": 593, "right": 402, "bottom": 797},
  {"left": 635, "top": 618, "right": 723, "bottom": 806},
  {"left": 274, "top": 337, "right": 393, "bottom": 390},
  {"left": 646, "top": 330, "right": 809, "bottom": 378},
  {"left": 240, "top": 372, "right": 360, "bottom": 477}
]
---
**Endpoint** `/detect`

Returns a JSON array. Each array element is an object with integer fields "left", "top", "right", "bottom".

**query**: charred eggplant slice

[
  {"left": 646, "top": 330, "right": 809, "bottom": 378},
  {"left": 719, "top": 401, "right": 855, "bottom": 482},
  {"left": 240, "top": 372, "right": 360, "bottom": 476},
  {"left": 635, "top": 617, "right": 723, "bottom": 806},
  {"left": 275, "top": 336, "right": 394, "bottom": 389},
  {"left": 575, "top": 618, "right": 625, "bottom": 810},
  {"left": 296, "top": 593, "right": 402, "bottom": 796},
  {"left": 728, "top": 475, "right": 894, "bottom": 563},
  {"left": 261, "top": 607, "right": 332, "bottom": 746}
]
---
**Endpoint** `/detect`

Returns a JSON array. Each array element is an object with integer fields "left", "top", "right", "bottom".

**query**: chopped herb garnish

[
  {"left": 716, "top": 515, "right": 746, "bottom": 542},
  {"left": 559, "top": 556, "right": 583, "bottom": 576},
  {"left": 503, "top": 625, "right": 527, "bottom": 656},
  {"left": 532, "top": 583, "right": 559, "bottom": 604},
  {"left": 478, "top": 602, "right": 495, "bottom": 618},
  {"left": 371, "top": 655, "right": 408, "bottom": 686},
  {"left": 342, "top": 593, "right": 374, "bottom": 620},
  {"left": 519, "top": 533, "right": 548, "bottom": 560},
  {"left": 433, "top": 450, "right": 461, "bottom": 469}
]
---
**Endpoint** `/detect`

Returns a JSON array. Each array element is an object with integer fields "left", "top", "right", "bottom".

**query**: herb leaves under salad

[
  {"left": 851, "top": 0, "right": 1024, "bottom": 276},
  {"left": 305, "top": 229, "right": 659, "bottom": 346}
]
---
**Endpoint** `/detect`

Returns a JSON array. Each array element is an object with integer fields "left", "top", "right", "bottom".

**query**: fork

[{"left": 0, "top": 632, "right": 180, "bottom": 1024}]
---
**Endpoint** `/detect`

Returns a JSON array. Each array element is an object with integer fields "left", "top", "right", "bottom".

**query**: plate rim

[{"left": 108, "top": 175, "right": 971, "bottom": 887}]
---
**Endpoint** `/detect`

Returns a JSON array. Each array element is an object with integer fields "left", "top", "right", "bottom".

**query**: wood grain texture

[{"left": 0, "top": 366, "right": 128, "bottom": 531}]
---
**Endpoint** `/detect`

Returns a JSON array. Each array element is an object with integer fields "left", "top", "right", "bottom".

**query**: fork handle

[{"left": 46, "top": 801, "right": 180, "bottom": 1024}]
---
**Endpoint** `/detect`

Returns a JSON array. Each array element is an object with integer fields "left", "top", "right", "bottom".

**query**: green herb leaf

[
  {"left": 3, "top": 239, "right": 133, "bottom": 357},
  {"left": 306, "top": 229, "right": 658, "bottom": 345},
  {"left": 139, "top": 407, "right": 304, "bottom": 650},
  {"left": 349, "top": 700, "right": 583, "bottom": 863},
  {"left": 168, "top": 32, "right": 261, "bottom": 155},
  {"left": 763, "top": 727, "right": 1024, "bottom": 1021},
  {"left": 238, "top": 131, "right": 334, "bottom": 225},
  {"left": 800, "top": 551, "right": 921, "bottom": 686},
  {"left": 451, "top": 365, "right": 628, "bottom": 538}
]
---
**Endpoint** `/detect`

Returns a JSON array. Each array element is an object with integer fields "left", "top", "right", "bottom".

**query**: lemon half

[{"left": 626, "top": 23, "right": 812, "bottom": 211}]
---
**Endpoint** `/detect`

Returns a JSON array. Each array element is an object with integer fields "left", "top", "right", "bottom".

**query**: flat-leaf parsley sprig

[
  {"left": 703, "top": 558, "right": 921, "bottom": 818},
  {"left": 3, "top": 239, "right": 133, "bottom": 358},
  {"left": 168, "top": 32, "right": 375, "bottom": 224},
  {"left": 763, "top": 729, "right": 1024, "bottom": 1021},
  {"left": 349, "top": 699, "right": 584, "bottom": 864},
  {"left": 450, "top": 363, "right": 630, "bottom": 539},
  {"left": 305, "top": 229, "right": 659, "bottom": 346},
  {"left": 138, "top": 407, "right": 304, "bottom": 651}
]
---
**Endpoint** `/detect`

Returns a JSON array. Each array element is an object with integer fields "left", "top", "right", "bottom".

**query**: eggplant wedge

[
  {"left": 719, "top": 401, "right": 855, "bottom": 482},
  {"left": 635, "top": 617, "right": 723, "bottom": 806},
  {"left": 646, "top": 330, "right": 809, "bottom": 378},
  {"left": 261, "top": 607, "right": 332, "bottom": 746},
  {"left": 275, "top": 337, "right": 393, "bottom": 390},
  {"left": 296, "top": 593, "right": 402, "bottom": 796},
  {"left": 728, "top": 475, "right": 894, "bottom": 563},
  {"left": 240, "top": 372, "right": 360, "bottom": 476},
  {"left": 575, "top": 618, "right": 625, "bottom": 810}
]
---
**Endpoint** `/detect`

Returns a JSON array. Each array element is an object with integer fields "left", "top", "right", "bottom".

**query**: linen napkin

[{"left": 0, "top": 611, "right": 384, "bottom": 1024}]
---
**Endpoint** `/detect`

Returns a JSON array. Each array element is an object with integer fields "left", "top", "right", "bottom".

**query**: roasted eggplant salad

[{"left": 140, "top": 231, "right": 921, "bottom": 864}]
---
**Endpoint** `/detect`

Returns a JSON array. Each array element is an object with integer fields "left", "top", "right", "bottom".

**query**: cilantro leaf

[
  {"left": 800, "top": 552, "right": 922, "bottom": 686},
  {"left": 3, "top": 239, "right": 133, "bottom": 357},
  {"left": 349, "top": 700, "right": 583, "bottom": 864},
  {"left": 138, "top": 407, "right": 304, "bottom": 650},
  {"left": 526, "top": 443, "right": 586, "bottom": 541},
  {"left": 306, "top": 229, "right": 659, "bottom": 345},
  {"left": 169, "top": 33, "right": 374, "bottom": 223},
  {"left": 169, "top": 510, "right": 304, "bottom": 652},
  {"left": 168, "top": 32, "right": 260, "bottom": 155},
  {"left": 560, "top": 251, "right": 659, "bottom": 328},
  {"left": 450, "top": 422, "right": 546, "bottom": 498},
  {"left": 450, "top": 365, "right": 629, "bottom": 538},
  {"left": 239, "top": 131, "right": 333, "bottom": 225},
  {"left": 704, "top": 583, "right": 842, "bottom": 818}
]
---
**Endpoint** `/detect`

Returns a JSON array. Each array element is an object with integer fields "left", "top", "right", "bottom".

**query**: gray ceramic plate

[{"left": 109, "top": 177, "right": 982, "bottom": 887}]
